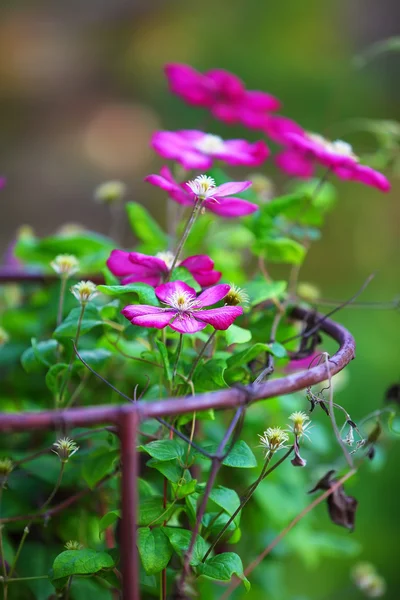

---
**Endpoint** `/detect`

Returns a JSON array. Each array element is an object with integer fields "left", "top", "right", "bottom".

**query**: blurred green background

[{"left": 0, "top": 0, "right": 399, "bottom": 598}]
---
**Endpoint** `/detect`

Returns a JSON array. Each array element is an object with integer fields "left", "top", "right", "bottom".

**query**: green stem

[
  {"left": 172, "top": 334, "right": 183, "bottom": 388},
  {"left": 58, "top": 303, "right": 86, "bottom": 405},
  {"left": 167, "top": 199, "right": 203, "bottom": 278},
  {"left": 6, "top": 575, "right": 49, "bottom": 583},
  {"left": 57, "top": 276, "right": 67, "bottom": 327},
  {"left": 7, "top": 463, "right": 65, "bottom": 580},
  {"left": 187, "top": 330, "right": 216, "bottom": 383},
  {"left": 202, "top": 447, "right": 293, "bottom": 561}
]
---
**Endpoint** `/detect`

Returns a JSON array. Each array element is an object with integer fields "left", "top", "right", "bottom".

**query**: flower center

[
  {"left": 186, "top": 175, "right": 216, "bottom": 199},
  {"left": 156, "top": 251, "right": 175, "bottom": 269},
  {"left": 307, "top": 133, "right": 359, "bottom": 161},
  {"left": 167, "top": 291, "right": 199, "bottom": 312},
  {"left": 195, "top": 134, "right": 225, "bottom": 155}
]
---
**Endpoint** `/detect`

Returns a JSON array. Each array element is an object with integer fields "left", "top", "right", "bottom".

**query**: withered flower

[
  {"left": 291, "top": 436, "right": 307, "bottom": 467},
  {"left": 309, "top": 470, "right": 358, "bottom": 531}
]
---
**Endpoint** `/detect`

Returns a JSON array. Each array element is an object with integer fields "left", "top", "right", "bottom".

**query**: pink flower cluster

[
  {"left": 122, "top": 281, "right": 242, "bottom": 334},
  {"left": 163, "top": 62, "right": 390, "bottom": 192},
  {"left": 107, "top": 249, "right": 221, "bottom": 288},
  {"left": 165, "top": 63, "right": 281, "bottom": 128},
  {"left": 277, "top": 133, "right": 391, "bottom": 191}
]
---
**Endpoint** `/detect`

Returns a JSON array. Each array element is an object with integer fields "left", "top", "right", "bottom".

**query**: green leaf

[
  {"left": 139, "top": 439, "right": 185, "bottom": 462},
  {"left": 51, "top": 549, "right": 114, "bottom": 581},
  {"left": 209, "top": 486, "right": 241, "bottom": 524},
  {"left": 224, "top": 325, "right": 252, "bottom": 345},
  {"left": 163, "top": 528, "right": 208, "bottom": 566},
  {"left": 171, "top": 478, "right": 198, "bottom": 499},
  {"left": 98, "top": 510, "right": 121, "bottom": 537},
  {"left": 201, "top": 440, "right": 257, "bottom": 469},
  {"left": 137, "top": 527, "right": 173, "bottom": 575},
  {"left": 45, "top": 363, "right": 69, "bottom": 395},
  {"left": 75, "top": 349, "right": 112, "bottom": 369},
  {"left": 246, "top": 280, "right": 287, "bottom": 306},
  {"left": 193, "top": 358, "right": 227, "bottom": 391},
  {"left": 170, "top": 267, "right": 201, "bottom": 292},
  {"left": 82, "top": 448, "right": 119, "bottom": 489},
  {"left": 221, "top": 441, "right": 257, "bottom": 468},
  {"left": 54, "top": 304, "right": 108, "bottom": 338},
  {"left": 21, "top": 339, "right": 58, "bottom": 372},
  {"left": 197, "top": 552, "right": 250, "bottom": 590},
  {"left": 97, "top": 283, "right": 159, "bottom": 306},
  {"left": 226, "top": 343, "right": 271, "bottom": 370},
  {"left": 138, "top": 498, "right": 175, "bottom": 526},
  {"left": 269, "top": 341, "right": 287, "bottom": 358},
  {"left": 15, "top": 231, "right": 114, "bottom": 272},
  {"left": 263, "top": 192, "right": 307, "bottom": 217},
  {"left": 155, "top": 340, "right": 172, "bottom": 384},
  {"left": 147, "top": 459, "right": 191, "bottom": 484},
  {"left": 255, "top": 237, "right": 306, "bottom": 264},
  {"left": 126, "top": 202, "right": 168, "bottom": 250},
  {"left": 202, "top": 512, "right": 237, "bottom": 538}
]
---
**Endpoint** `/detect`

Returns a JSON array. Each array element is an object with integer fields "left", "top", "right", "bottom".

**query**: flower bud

[
  {"left": 258, "top": 427, "right": 289, "bottom": 456},
  {"left": 0, "top": 458, "right": 14, "bottom": 487},
  {"left": 65, "top": 540, "right": 83, "bottom": 551},
  {"left": 224, "top": 284, "right": 249, "bottom": 307},
  {"left": 94, "top": 181, "right": 126, "bottom": 204},
  {"left": 352, "top": 563, "right": 386, "bottom": 597},
  {"left": 71, "top": 281, "right": 98, "bottom": 305},
  {"left": 51, "top": 254, "right": 80, "bottom": 278},
  {"left": 52, "top": 438, "right": 79, "bottom": 463},
  {"left": 297, "top": 282, "right": 321, "bottom": 303}
]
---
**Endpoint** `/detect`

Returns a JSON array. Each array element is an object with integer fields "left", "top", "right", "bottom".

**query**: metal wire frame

[{"left": 0, "top": 307, "right": 355, "bottom": 599}]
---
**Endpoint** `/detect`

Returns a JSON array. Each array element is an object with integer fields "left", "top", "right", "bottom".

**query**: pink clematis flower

[
  {"left": 280, "top": 132, "right": 391, "bottom": 191},
  {"left": 151, "top": 130, "right": 269, "bottom": 170},
  {"left": 165, "top": 63, "right": 281, "bottom": 128},
  {"left": 145, "top": 170, "right": 258, "bottom": 218},
  {"left": 122, "top": 281, "right": 243, "bottom": 334},
  {"left": 107, "top": 250, "right": 221, "bottom": 288}
]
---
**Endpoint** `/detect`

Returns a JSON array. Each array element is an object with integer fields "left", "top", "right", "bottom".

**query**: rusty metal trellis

[{"left": 0, "top": 307, "right": 355, "bottom": 599}]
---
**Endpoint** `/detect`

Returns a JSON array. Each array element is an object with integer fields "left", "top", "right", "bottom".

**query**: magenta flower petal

[
  {"left": 169, "top": 314, "right": 208, "bottom": 334},
  {"left": 262, "top": 115, "right": 305, "bottom": 144},
  {"left": 333, "top": 163, "right": 391, "bottom": 192},
  {"left": 180, "top": 254, "right": 214, "bottom": 271},
  {"left": 129, "top": 253, "right": 168, "bottom": 273},
  {"left": 121, "top": 305, "right": 166, "bottom": 320},
  {"left": 107, "top": 249, "right": 136, "bottom": 277},
  {"left": 244, "top": 90, "right": 281, "bottom": 112},
  {"left": 165, "top": 63, "right": 211, "bottom": 106},
  {"left": 197, "top": 284, "right": 231, "bottom": 307},
  {"left": 206, "top": 197, "right": 259, "bottom": 218},
  {"left": 180, "top": 254, "right": 222, "bottom": 287},
  {"left": 145, "top": 168, "right": 193, "bottom": 206},
  {"left": 275, "top": 149, "right": 315, "bottom": 178},
  {"left": 132, "top": 312, "right": 175, "bottom": 329},
  {"left": 155, "top": 281, "right": 197, "bottom": 304},
  {"left": 121, "top": 273, "right": 162, "bottom": 286},
  {"left": 196, "top": 306, "right": 243, "bottom": 330},
  {"left": 213, "top": 181, "right": 252, "bottom": 197},
  {"left": 215, "top": 140, "right": 269, "bottom": 167}
]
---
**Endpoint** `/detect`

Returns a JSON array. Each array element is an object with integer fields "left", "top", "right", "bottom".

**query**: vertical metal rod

[{"left": 119, "top": 408, "right": 140, "bottom": 600}]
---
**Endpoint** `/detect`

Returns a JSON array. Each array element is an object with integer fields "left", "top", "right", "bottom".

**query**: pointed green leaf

[
  {"left": 197, "top": 552, "right": 250, "bottom": 590},
  {"left": 126, "top": 202, "right": 168, "bottom": 250},
  {"left": 224, "top": 325, "right": 252, "bottom": 345},
  {"left": 51, "top": 549, "right": 114, "bottom": 580},
  {"left": 137, "top": 527, "right": 173, "bottom": 575},
  {"left": 97, "top": 282, "right": 159, "bottom": 306},
  {"left": 163, "top": 528, "right": 209, "bottom": 566}
]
